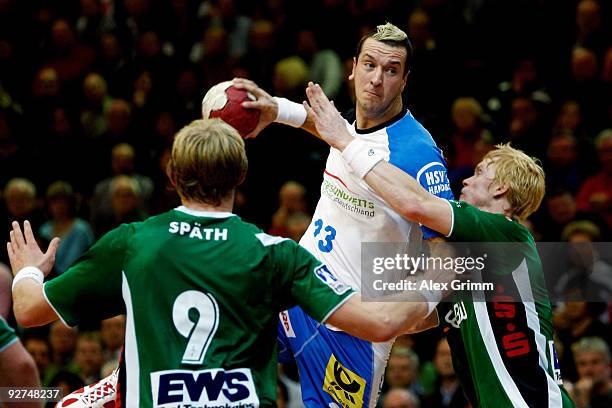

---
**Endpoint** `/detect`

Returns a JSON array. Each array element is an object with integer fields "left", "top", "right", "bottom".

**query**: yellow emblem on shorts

[{"left": 322, "top": 354, "right": 366, "bottom": 408}]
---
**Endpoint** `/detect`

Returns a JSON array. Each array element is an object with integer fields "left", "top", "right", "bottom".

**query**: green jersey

[
  {"left": 440, "top": 200, "right": 574, "bottom": 408},
  {"left": 44, "top": 207, "right": 354, "bottom": 407},
  {"left": 0, "top": 316, "right": 17, "bottom": 352}
]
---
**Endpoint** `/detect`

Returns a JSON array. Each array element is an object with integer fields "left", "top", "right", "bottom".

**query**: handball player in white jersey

[{"left": 235, "top": 22, "right": 453, "bottom": 407}]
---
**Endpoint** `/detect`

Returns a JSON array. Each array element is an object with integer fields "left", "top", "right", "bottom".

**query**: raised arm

[
  {"left": 304, "top": 82, "right": 453, "bottom": 236},
  {"left": 7, "top": 221, "right": 59, "bottom": 327}
]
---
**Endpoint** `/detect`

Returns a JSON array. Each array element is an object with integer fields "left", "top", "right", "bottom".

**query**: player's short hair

[
  {"left": 483, "top": 144, "right": 545, "bottom": 221},
  {"left": 168, "top": 119, "right": 247, "bottom": 206},
  {"left": 572, "top": 336, "right": 610, "bottom": 364},
  {"left": 355, "top": 22, "right": 413, "bottom": 75}
]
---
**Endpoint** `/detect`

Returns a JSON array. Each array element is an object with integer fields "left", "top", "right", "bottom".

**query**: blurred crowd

[{"left": 0, "top": 0, "right": 610, "bottom": 407}]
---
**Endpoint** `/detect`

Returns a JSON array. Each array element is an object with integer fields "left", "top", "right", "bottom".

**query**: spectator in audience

[
  {"left": 2, "top": 178, "right": 44, "bottom": 255},
  {"left": 384, "top": 347, "right": 424, "bottom": 398},
  {"left": 192, "top": 26, "right": 232, "bottom": 90},
  {"left": 569, "top": 336, "right": 612, "bottom": 408},
  {"left": 47, "top": 321, "right": 79, "bottom": 379},
  {"left": 285, "top": 212, "right": 312, "bottom": 243},
  {"left": 269, "top": 181, "right": 308, "bottom": 237},
  {"left": 273, "top": 56, "right": 310, "bottom": 101},
  {"left": 540, "top": 189, "right": 608, "bottom": 241},
  {"left": 94, "top": 33, "right": 131, "bottom": 97},
  {"left": 295, "top": 28, "right": 343, "bottom": 100},
  {"left": 554, "top": 301, "right": 611, "bottom": 382},
  {"left": 421, "top": 338, "right": 468, "bottom": 408},
  {"left": 446, "top": 97, "right": 493, "bottom": 171},
  {"left": 92, "top": 174, "right": 147, "bottom": 237},
  {"left": 196, "top": 0, "right": 252, "bottom": 59},
  {"left": 45, "top": 18, "right": 96, "bottom": 84},
  {"left": 507, "top": 95, "right": 548, "bottom": 158},
  {"left": 545, "top": 132, "right": 584, "bottom": 194},
  {"left": 80, "top": 72, "right": 111, "bottom": 140},
  {"left": 91, "top": 142, "right": 153, "bottom": 218},
  {"left": 382, "top": 388, "right": 420, "bottom": 408},
  {"left": 568, "top": 47, "right": 607, "bottom": 131},
  {"left": 24, "top": 336, "right": 52, "bottom": 385},
  {"left": 575, "top": 0, "right": 607, "bottom": 58},
  {"left": 555, "top": 221, "right": 612, "bottom": 302},
  {"left": 39, "top": 181, "right": 94, "bottom": 275},
  {"left": 100, "top": 315, "right": 125, "bottom": 374},
  {"left": 74, "top": 332, "right": 104, "bottom": 384},
  {"left": 576, "top": 129, "right": 612, "bottom": 227},
  {"left": 487, "top": 58, "right": 551, "bottom": 128}
]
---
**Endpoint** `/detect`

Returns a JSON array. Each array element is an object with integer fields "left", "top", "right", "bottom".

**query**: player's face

[
  {"left": 460, "top": 159, "right": 499, "bottom": 207},
  {"left": 351, "top": 38, "right": 407, "bottom": 121}
]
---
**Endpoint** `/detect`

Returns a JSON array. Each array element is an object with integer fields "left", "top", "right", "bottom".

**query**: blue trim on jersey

[
  {"left": 277, "top": 307, "right": 375, "bottom": 407},
  {"left": 387, "top": 112, "right": 454, "bottom": 239}
]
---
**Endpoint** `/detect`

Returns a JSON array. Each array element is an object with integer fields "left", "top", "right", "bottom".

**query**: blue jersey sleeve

[{"left": 387, "top": 112, "right": 454, "bottom": 239}]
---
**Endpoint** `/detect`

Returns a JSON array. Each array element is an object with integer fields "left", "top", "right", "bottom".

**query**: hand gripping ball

[{"left": 201, "top": 81, "right": 260, "bottom": 137}]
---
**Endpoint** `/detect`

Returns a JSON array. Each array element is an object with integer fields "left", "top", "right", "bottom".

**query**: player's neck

[
  {"left": 181, "top": 195, "right": 234, "bottom": 214},
  {"left": 477, "top": 198, "right": 512, "bottom": 219},
  {"left": 356, "top": 98, "right": 403, "bottom": 130}
]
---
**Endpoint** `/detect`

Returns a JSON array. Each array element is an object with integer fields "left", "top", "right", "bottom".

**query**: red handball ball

[{"left": 201, "top": 81, "right": 260, "bottom": 137}]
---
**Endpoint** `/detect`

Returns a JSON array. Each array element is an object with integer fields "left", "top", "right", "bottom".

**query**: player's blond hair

[
  {"left": 356, "top": 22, "right": 413, "bottom": 75},
  {"left": 483, "top": 144, "right": 545, "bottom": 221},
  {"left": 168, "top": 119, "right": 247, "bottom": 206}
]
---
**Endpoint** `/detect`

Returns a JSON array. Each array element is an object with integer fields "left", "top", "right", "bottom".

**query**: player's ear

[
  {"left": 492, "top": 182, "right": 509, "bottom": 199},
  {"left": 401, "top": 70, "right": 409, "bottom": 92},
  {"left": 165, "top": 161, "right": 176, "bottom": 187},
  {"left": 349, "top": 57, "right": 356, "bottom": 80}
]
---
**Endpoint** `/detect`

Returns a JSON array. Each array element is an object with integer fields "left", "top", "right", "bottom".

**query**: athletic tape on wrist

[
  {"left": 342, "top": 139, "right": 384, "bottom": 179},
  {"left": 12, "top": 266, "right": 44, "bottom": 291},
  {"left": 274, "top": 97, "right": 307, "bottom": 127},
  {"left": 420, "top": 289, "right": 442, "bottom": 316}
]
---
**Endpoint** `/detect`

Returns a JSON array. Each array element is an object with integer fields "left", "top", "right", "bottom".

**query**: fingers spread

[{"left": 11, "top": 221, "right": 25, "bottom": 248}]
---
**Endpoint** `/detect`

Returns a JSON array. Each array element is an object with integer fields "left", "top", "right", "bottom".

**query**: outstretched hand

[
  {"left": 7, "top": 221, "right": 60, "bottom": 277},
  {"left": 304, "top": 82, "right": 354, "bottom": 151},
  {"left": 232, "top": 78, "right": 277, "bottom": 138}
]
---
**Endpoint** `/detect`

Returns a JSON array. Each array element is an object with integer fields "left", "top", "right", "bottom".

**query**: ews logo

[
  {"left": 151, "top": 368, "right": 259, "bottom": 407},
  {"left": 322, "top": 354, "right": 366, "bottom": 408}
]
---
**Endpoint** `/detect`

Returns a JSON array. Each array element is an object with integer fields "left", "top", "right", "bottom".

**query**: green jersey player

[
  {"left": 305, "top": 83, "right": 575, "bottom": 407},
  {"left": 0, "top": 265, "right": 40, "bottom": 408},
  {"left": 9, "top": 119, "right": 444, "bottom": 408}
]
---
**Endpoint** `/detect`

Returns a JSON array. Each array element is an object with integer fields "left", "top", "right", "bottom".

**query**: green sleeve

[
  {"left": 448, "top": 200, "right": 523, "bottom": 242},
  {"left": 0, "top": 316, "right": 17, "bottom": 351},
  {"left": 273, "top": 240, "right": 355, "bottom": 322},
  {"left": 44, "top": 224, "right": 132, "bottom": 326}
]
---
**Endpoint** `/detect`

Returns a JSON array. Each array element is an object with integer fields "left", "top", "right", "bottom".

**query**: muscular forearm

[
  {"left": 327, "top": 293, "right": 435, "bottom": 342},
  {"left": 13, "top": 280, "right": 58, "bottom": 327}
]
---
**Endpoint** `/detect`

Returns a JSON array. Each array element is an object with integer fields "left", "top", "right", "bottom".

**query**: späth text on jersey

[{"left": 168, "top": 222, "right": 228, "bottom": 241}]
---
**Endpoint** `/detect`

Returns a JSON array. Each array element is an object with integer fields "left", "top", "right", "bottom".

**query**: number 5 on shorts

[{"left": 173, "top": 290, "right": 219, "bottom": 365}]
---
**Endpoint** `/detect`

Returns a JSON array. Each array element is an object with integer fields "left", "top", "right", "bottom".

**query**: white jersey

[
  {"left": 300, "top": 109, "right": 453, "bottom": 292},
  {"left": 284, "top": 109, "right": 453, "bottom": 408}
]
